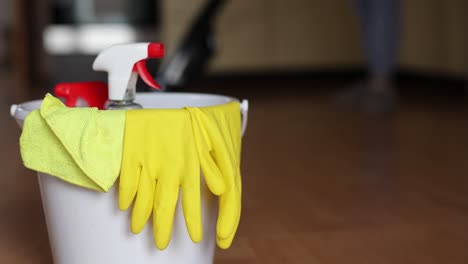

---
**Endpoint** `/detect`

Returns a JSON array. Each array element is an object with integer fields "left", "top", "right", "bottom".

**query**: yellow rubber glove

[
  {"left": 185, "top": 102, "right": 242, "bottom": 249},
  {"left": 119, "top": 109, "right": 204, "bottom": 250},
  {"left": 19, "top": 93, "right": 125, "bottom": 192}
]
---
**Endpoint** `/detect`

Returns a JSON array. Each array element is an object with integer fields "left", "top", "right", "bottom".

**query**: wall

[{"left": 399, "top": 0, "right": 467, "bottom": 76}]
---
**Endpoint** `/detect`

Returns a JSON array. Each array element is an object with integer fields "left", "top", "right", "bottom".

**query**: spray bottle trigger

[{"left": 133, "top": 60, "right": 161, "bottom": 90}]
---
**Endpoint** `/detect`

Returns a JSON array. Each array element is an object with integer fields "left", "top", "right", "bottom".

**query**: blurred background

[{"left": 1, "top": 0, "right": 468, "bottom": 263}]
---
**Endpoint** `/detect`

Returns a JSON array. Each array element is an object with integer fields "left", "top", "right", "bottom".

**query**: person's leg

[
  {"left": 334, "top": 0, "right": 369, "bottom": 107},
  {"left": 356, "top": 0, "right": 401, "bottom": 114},
  {"left": 366, "top": 0, "right": 400, "bottom": 92},
  {"left": 337, "top": 0, "right": 401, "bottom": 114}
]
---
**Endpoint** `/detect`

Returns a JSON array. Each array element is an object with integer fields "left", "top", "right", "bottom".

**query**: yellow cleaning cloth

[
  {"left": 20, "top": 110, "right": 102, "bottom": 191},
  {"left": 20, "top": 94, "right": 125, "bottom": 192},
  {"left": 119, "top": 108, "right": 202, "bottom": 250},
  {"left": 186, "top": 102, "right": 242, "bottom": 249}
]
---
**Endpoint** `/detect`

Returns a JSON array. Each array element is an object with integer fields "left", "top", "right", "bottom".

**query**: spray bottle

[{"left": 92, "top": 42, "right": 165, "bottom": 110}]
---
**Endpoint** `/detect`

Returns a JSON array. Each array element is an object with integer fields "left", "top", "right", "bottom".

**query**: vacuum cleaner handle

[{"left": 156, "top": 0, "right": 227, "bottom": 89}]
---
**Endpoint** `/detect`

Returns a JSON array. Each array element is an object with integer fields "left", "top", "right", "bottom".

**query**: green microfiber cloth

[{"left": 20, "top": 94, "right": 125, "bottom": 192}]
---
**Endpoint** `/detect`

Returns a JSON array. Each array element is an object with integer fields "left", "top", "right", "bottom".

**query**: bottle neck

[
  {"left": 105, "top": 100, "right": 142, "bottom": 110},
  {"left": 106, "top": 72, "right": 141, "bottom": 109}
]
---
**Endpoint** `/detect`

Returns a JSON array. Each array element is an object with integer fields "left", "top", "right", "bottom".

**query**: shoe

[{"left": 335, "top": 80, "right": 396, "bottom": 115}]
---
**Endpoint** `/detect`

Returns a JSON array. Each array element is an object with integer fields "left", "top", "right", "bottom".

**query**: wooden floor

[{"left": 1, "top": 73, "right": 468, "bottom": 263}]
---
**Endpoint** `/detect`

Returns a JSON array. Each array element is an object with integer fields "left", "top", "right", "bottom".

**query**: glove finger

[
  {"left": 131, "top": 167, "right": 155, "bottom": 234},
  {"left": 208, "top": 129, "right": 238, "bottom": 189},
  {"left": 216, "top": 208, "right": 240, "bottom": 249},
  {"left": 216, "top": 187, "right": 241, "bottom": 240},
  {"left": 119, "top": 164, "right": 141, "bottom": 211},
  {"left": 217, "top": 172, "right": 241, "bottom": 249},
  {"left": 182, "top": 157, "right": 202, "bottom": 243},
  {"left": 199, "top": 151, "right": 226, "bottom": 195},
  {"left": 215, "top": 159, "right": 241, "bottom": 239},
  {"left": 153, "top": 180, "right": 180, "bottom": 250},
  {"left": 217, "top": 234, "right": 235, "bottom": 249},
  {"left": 187, "top": 107, "right": 226, "bottom": 195}
]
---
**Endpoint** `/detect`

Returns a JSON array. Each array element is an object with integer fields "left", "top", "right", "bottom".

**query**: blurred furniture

[
  {"left": 12, "top": 0, "right": 160, "bottom": 91},
  {"left": 12, "top": 0, "right": 48, "bottom": 92},
  {"left": 44, "top": 0, "right": 160, "bottom": 86}
]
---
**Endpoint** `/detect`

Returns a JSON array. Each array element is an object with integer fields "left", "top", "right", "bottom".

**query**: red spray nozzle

[
  {"left": 131, "top": 43, "right": 165, "bottom": 90},
  {"left": 148, "top": 43, "right": 165, "bottom": 58}
]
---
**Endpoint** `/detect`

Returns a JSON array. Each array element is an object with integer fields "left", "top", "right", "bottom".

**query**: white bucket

[{"left": 11, "top": 92, "right": 249, "bottom": 264}]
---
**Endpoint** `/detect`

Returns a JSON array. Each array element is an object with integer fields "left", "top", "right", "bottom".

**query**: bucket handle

[
  {"left": 240, "top": 99, "right": 249, "bottom": 136},
  {"left": 10, "top": 104, "right": 17, "bottom": 118}
]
